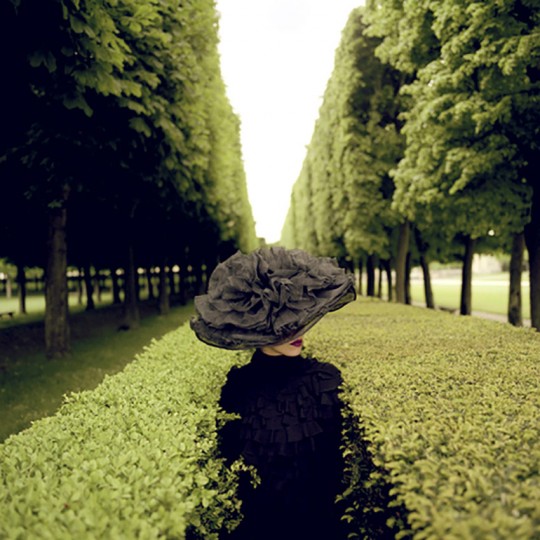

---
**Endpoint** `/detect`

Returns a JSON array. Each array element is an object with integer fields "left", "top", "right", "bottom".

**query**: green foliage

[
  {"left": 3, "top": 300, "right": 540, "bottom": 537},
  {"left": 282, "top": 158, "right": 320, "bottom": 254},
  {"left": 0, "top": 259, "right": 16, "bottom": 277},
  {"left": 1, "top": 0, "right": 256, "bottom": 270},
  {"left": 0, "top": 325, "right": 250, "bottom": 539},
  {"left": 281, "top": 8, "right": 405, "bottom": 262},
  {"left": 359, "top": 0, "right": 540, "bottom": 321},
  {"left": 364, "top": 0, "right": 440, "bottom": 75},
  {"left": 366, "top": 0, "right": 537, "bottom": 241},
  {"left": 307, "top": 298, "right": 540, "bottom": 539}
]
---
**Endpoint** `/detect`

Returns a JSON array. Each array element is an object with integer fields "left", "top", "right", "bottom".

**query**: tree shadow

[{"left": 339, "top": 405, "right": 412, "bottom": 540}]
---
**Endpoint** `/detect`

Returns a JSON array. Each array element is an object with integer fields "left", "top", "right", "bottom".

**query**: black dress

[{"left": 218, "top": 349, "right": 345, "bottom": 540}]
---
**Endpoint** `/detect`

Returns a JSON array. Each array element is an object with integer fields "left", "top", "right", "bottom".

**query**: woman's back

[{"left": 219, "top": 349, "right": 345, "bottom": 540}]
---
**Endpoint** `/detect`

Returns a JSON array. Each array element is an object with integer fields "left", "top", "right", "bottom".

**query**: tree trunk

[
  {"left": 508, "top": 232, "right": 524, "bottom": 326},
  {"left": 159, "top": 262, "right": 170, "bottom": 315},
  {"left": 525, "top": 185, "right": 540, "bottom": 330},
  {"left": 405, "top": 252, "right": 412, "bottom": 305},
  {"left": 357, "top": 258, "right": 363, "bottom": 296},
  {"left": 135, "top": 266, "right": 141, "bottom": 303},
  {"left": 77, "top": 268, "right": 84, "bottom": 305},
  {"left": 5, "top": 275, "right": 12, "bottom": 298},
  {"left": 45, "top": 196, "right": 70, "bottom": 359},
  {"left": 382, "top": 259, "right": 393, "bottom": 302},
  {"left": 366, "top": 255, "right": 376, "bottom": 297},
  {"left": 419, "top": 255, "right": 435, "bottom": 309},
  {"left": 377, "top": 263, "right": 383, "bottom": 299},
  {"left": 395, "top": 221, "right": 410, "bottom": 304},
  {"left": 83, "top": 264, "right": 95, "bottom": 311},
  {"left": 414, "top": 226, "right": 434, "bottom": 308},
  {"left": 460, "top": 236, "right": 476, "bottom": 316},
  {"left": 96, "top": 270, "right": 103, "bottom": 303},
  {"left": 145, "top": 267, "right": 154, "bottom": 300},
  {"left": 111, "top": 268, "right": 122, "bottom": 304},
  {"left": 121, "top": 243, "right": 140, "bottom": 329},
  {"left": 179, "top": 263, "right": 188, "bottom": 305},
  {"left": 194, "top": 263, "right": 205, "bottom": 295},
  {"left": 16, "top": 263, "right": 27, "bottom": 315},
  {"left": 169, "top": 267, "right": 176, "bottom": 297}
]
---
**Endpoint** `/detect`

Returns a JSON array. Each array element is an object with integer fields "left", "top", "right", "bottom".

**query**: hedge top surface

[
  {"left": 307, "top": 298, "right": 540, "bottom": 540},
  {"left": 2, "top": 298, "right": 540, "bottom": 539},
  {"left": 0, "top": 327, "right": 249, "bottom": 540}
]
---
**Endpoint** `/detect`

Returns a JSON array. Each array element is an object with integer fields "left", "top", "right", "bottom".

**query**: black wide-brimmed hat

[{"left": 190, "top": 247, "right": 356, "bottom": 350}]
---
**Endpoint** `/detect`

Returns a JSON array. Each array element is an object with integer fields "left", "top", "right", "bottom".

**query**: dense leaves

[
  {"left": 0, "top": 325, "right": 247, "bottom": 539},
  {"left": 366, "top": 0, "right": 539, "bottom": 323},
  {"left": 3, "top": 301, "right": 540, "bottom": 538},
  {"left": 281, "top": 8, "right": 407, "bottom": 296},
  {"left": 282, "top": 0, "right": 540, "bottom": 326},
  {"left": 283, "top": 9, "right": 386, "bottom": 257},
  {"left": 309, "top": 299, "right": 540, "bottom": 539},
  {"left": 0, "top": 0, "right": 257, "bottom": 355}
]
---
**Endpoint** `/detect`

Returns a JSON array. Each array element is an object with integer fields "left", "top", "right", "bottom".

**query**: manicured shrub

[
  {"left": 307, "top": 298, "right": 540, "bottom": 539},
  {"left": 0, "top": 327, "right": 249, "bottom": 539},
  {"left": 3, "top": 298, "right": 540, "bottom": 539}
]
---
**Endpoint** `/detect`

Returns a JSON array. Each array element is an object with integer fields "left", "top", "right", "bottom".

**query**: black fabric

[
  {"left": 190, "top": 247, "right": 356, "bottom": 350},
  {"left": 219, "top": 349, "right": 345, "bottom": 540}
]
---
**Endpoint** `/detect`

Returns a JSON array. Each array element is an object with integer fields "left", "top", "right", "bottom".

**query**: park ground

[
  {"left": 0, "top": 298, "right": 194, "bottom": 442},
  {"left": 0, "top": 269, "right": 531, "bottom": 441}
]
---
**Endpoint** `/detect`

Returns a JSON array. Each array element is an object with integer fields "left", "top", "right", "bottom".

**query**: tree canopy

[
  {"left": 1, "top": 0, "right": 257, "bottom": 356},
  {"left": 281, "top": 7, "right": 407, "bottom": 295},
  {"left": 282, "top": 0, "right": 540, "bottom": 327},
  {"left": 366, "top": 0, "right": 539, "bottom": 324}
]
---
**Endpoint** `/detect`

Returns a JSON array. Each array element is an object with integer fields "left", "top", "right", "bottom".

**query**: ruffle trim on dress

[{"left": 232, "top": 358, "right": 342, "bottom": 468}]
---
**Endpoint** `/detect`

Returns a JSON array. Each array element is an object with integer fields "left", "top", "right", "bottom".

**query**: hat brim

[
  {"left": 190, "top": 247, "right": 357, "bottom": 350},
  {"left": 190, "top": 288, "right": 356, "bottom": 350}
]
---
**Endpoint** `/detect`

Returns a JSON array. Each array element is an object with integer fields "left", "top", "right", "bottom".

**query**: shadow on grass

[{"left": 0, "top": 300, "right": 194, "bottom": 443}]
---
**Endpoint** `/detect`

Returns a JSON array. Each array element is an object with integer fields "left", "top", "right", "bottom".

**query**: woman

[{"left": 191, "top": 247, "right": 356, "bottom": 540}]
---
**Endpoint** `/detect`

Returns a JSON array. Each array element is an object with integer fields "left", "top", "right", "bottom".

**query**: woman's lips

[{"left": 290, "top": 339, "right": 303, "bottom": 347}]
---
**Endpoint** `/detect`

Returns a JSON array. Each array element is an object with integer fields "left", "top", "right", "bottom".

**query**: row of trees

[
  {"left": 281, "top": 1, "right": 539, "bottom": 329},
  {"left": 0, "top": 0, "right": 258, "bottom": 357}
]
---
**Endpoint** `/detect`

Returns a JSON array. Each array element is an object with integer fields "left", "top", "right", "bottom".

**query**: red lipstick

[{"left": 290, "top": 339, "right": 303, "bottom": 348}]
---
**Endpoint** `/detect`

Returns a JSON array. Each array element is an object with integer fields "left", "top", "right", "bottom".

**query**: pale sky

[{"left": 215, "top": 0, "right": 364, "bottom": 244}]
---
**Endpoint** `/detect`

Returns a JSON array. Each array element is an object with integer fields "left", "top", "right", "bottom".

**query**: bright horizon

[{"left": 215, "top": 0, "right": 364, "bottom": 244}]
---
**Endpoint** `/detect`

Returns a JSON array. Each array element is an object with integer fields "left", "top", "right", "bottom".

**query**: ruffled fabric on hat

[{"left": 190, "top": 247, "right": 356, "bottom": 350}]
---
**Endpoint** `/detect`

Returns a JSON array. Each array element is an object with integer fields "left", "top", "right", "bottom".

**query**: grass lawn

[
  {"left": 0, "top": 290, "right": 117, "bottom": 327},
  {"left": 0, "top": 299, "right": 194, "bottom": 442},
  {"left": 410, "top": 272, "right": 531, "bottom": 317}
]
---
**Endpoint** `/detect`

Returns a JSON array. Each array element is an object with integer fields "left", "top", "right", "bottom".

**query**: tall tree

[
  {"left": 1, "top": 0, "right": 256, "bottom": 356},
  {"left": 366, "top": 0, "right": 537, "bottom": 322},
  {"left": 282, "top": 8, "right": 407, "bottom": 298}
]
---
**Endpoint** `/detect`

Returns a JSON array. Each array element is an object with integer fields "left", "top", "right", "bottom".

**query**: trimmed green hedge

[
  {"left": 307, "top": 298, "right": 540, "bottom": 539},
  {"left": 0, "top": 328, "right": 249, "bottom": 539},
  {"left": 2, "top": 298, "right": 540, "bottom": 539}
]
